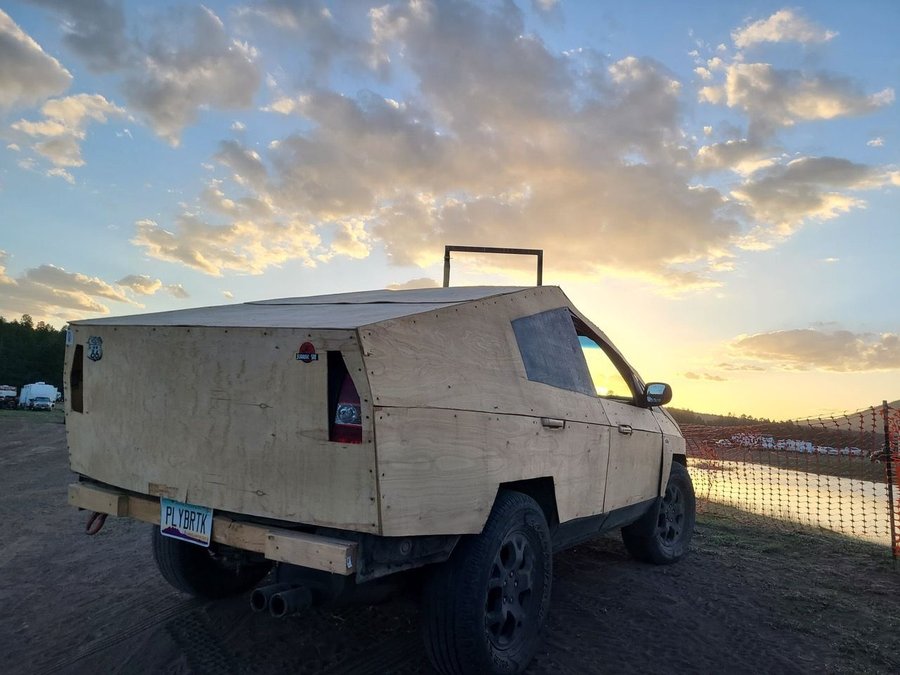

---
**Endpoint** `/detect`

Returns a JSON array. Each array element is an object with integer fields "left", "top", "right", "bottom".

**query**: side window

[
  {"left": 511, "top": 308, "right": 595, "bottom": 396},
  {"left": 578, "top": 334, "right": 634, "bottom": 401}
]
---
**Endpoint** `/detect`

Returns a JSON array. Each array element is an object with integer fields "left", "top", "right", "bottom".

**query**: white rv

[{"left": 19, "top": 382, "right": 60, "bottom": 409}]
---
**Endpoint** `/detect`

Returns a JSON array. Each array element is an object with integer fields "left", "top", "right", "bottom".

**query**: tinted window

[{"left": 512, "top": 308, "right": 595, "bottom": 396}]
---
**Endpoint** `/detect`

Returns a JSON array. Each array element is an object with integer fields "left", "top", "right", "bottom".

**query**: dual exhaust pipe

[{"left": 250, "top": 583, "right": 313, "bottom": 618}]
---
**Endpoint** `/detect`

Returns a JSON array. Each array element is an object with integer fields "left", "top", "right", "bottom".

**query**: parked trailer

[
  {"left": 19, "top": 382, "right": 60, "bottom": 409},
  {"left": 0, "top": 385, "right": 16, "bottom": 409}
]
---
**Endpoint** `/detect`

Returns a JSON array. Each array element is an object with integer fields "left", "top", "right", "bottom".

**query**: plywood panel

[
  {"left": 601, "top": 399, "right": 664, "bottom": 511},
  {"left": 360, "top": 287, "right": 605, "bottom": 423},
  {"left": 72, "top": 287, "right": 526, "bottom": 329},
  {"left": 375, "top": 407, "right": 610, "bottom": 536},
  {"left": 66, "top": 326, "right": 379, "bottom": 532}
]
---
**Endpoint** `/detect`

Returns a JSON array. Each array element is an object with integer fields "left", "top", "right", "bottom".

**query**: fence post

[{"left": 884, "top": 400, "right": 897, "bottom": 560}]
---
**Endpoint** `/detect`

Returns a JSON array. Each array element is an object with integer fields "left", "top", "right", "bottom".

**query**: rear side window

[{"left": 512, "top": 308, "right": 595, "bottom": 396}]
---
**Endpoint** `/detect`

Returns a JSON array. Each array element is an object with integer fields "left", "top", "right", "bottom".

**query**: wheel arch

[{"left": 496, "top": 476, "right": 559, "bottom": 530}]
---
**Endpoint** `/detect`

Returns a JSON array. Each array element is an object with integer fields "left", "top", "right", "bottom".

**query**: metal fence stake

[{"left": 884, "top": 400, "right": 897, "bottom": 561}]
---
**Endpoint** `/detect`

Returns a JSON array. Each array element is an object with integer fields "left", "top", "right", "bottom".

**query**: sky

[{"left": 0, "top": 0, "right": 898, "bottom": 420}]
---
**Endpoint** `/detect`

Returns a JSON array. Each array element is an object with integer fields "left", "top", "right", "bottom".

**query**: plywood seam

[
  {"left": 373, "top": 403, "right": 611, "bottom": 427},
  {"left": 356, "top": 327, "right": 383, "bottom": 535}
]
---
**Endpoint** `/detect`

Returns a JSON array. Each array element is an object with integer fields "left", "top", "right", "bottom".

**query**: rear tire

[
  {"left": 423, "top": 491, "right": 552, "bottom": 675},
  {"left": 622, "top": 461, "right": 695, "bottom": 564},
  {"left": 151, "top": 526, "right": 272, "bottom": 599}
]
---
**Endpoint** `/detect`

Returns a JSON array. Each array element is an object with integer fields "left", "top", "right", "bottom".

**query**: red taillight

[{"left": 331, "top": 375, "right": 362, "bottom": 444}]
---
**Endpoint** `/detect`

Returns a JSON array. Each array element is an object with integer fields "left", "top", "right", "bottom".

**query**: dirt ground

[{"left": 2, "top": 414, "right": 900, "bottom": 675}]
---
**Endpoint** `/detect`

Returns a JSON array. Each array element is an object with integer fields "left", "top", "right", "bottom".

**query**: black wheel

[
  {"left": 622, "top": 461, "right": 695, "bottom": 564},
  {"left": 151, "top": 526, "right": 272, "bottom": 599},
  {"left": 423, "top": 491, "right": 552, "bottom": 675}
]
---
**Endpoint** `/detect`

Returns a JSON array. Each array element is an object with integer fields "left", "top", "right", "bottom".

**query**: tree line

[{"left": 0, "top": 315, "right": 66, "bottom": 390}]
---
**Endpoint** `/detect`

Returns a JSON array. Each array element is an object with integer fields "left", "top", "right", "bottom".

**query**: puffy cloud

[
  {"left": 695, "top": 139, "right": 776, "bottom": 175},
  {"left": 732, "top": 157, "right": 892, "bottom": 237},
  {"left": 0, "top": 8, "right": 71, "bottom": 109},
  {"left": 131, "top": 215, "right": 322, "bottom": 276},
  {"left": 46, "top": 166, "right": 74, "bottom": 183},
  {"left": 26, "top": 3, "right": 261, "bottom": 143},
  {"left": 0, "top": 252, "right": 136, "bottom": 323},
  {"left": 165, "top": 283, "right": 189, "bottom": 298},
  {"left": 116, "top": 274, "right": 162, "bottom": 295},
  {"left": 214, "top": 140, "right": 268, "bottom": 190},
  {"left": 122, "top": 7, "right": 260, "bottom": 145},
  {"left": 235, "top": 0, "right": 365, "bottom": 75},
  {"left": 733, "top": 329, "right": 900, "bottom": 372},
  {"left": 25, "top": 0, "right": 129, "bottom": 72},
  {"left": 699, "top": 63, "right": 893, "bottom": 135},
  {"left": 732, "top": 9, "right": 837, "bottom": 49},
  {"left": 11, "top": 93, "right": 125, "bottom": 168}
]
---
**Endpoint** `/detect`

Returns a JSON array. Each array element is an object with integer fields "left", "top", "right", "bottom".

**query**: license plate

[{"left": 160, "top": 498, "right": 213, "bottom": 547}]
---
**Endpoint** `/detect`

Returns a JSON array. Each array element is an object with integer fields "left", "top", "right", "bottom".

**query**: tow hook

[{"left": 85, "top": 511, "right": 107, "bottom": 535}]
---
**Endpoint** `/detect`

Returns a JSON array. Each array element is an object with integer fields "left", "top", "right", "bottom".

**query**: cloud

[
  {"left": 732, "top": 156, "right": 893, "bottom": 239},
  {"left": 116, "top": 274, "right": 162, "bottom": 295},
  {"left": 0, "top": 8, "right": 72, "bottom": 110},
  {"left": 165, "top": 283, "right": 189, "bottom": 298},
  {"left": 27, "top": 3, "right": 261, "bottom": 143},
  {"left": 683, "top": 371, "right": 727, "bottom": 381},
  {"left": 867, "top": 137, "right": 884, "bottom": 147},
  {"left": 733, "top": 329, "right": 900, "bottom": 372},
  {"left": 732, "top": 9, "right": 837, "bottom": 48},
  {"left": 11, "top": 93, "right": 125, "bottom": 168},
  {"left": 132, "top": 215, "right": 321, "bottom": 276},
  {"left": 695, "top": 139, "right": 776, "bottom": 175},
  {"left": 196, "top": 3, "right": 733, "bottom": 286},
  {"left": 130, "top": 0, "right": 897, "bottom": 291},
  {"left": 46, "top": 167, "right": 74, "bottom": 183},
  {"left": 386, "top": 277, "right": 440, "bottom": 290},
  {"left": 0, "top": 252, "right": 137, "bottom": 323},
  {"left": 121, "top": 7, "right": 260, "bottom": 145},
  {"left": 26, "top": 0, "right": 130, "bottom": 72},
  {"left": 235, "top": 0, "right": 365, "bottom": 76},
  {"left": 699, "top": 63, "right": 893, "bottom": 136}
]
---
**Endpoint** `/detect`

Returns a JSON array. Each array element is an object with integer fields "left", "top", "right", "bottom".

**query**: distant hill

[{"left": 669, "top": 401, "right": 899, "bottom": 429}]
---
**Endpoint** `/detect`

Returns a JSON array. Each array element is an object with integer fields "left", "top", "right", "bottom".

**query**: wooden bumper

[{"left": 68, "top": 482, "right": 357, "bottom": 575}]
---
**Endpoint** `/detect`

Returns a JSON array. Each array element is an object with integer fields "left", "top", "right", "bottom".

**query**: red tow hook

[{"left": 85, "top": 511, "right": 108, "bottom": 535}]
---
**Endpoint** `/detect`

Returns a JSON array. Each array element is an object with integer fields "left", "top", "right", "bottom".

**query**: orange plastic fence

[{"left": 682, "top": 403, "right": 900, "bottom": 556}]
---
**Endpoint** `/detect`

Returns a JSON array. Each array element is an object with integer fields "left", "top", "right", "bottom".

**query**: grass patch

[{"left": 0, "top": 408, "right": 65, "bottom": 424}]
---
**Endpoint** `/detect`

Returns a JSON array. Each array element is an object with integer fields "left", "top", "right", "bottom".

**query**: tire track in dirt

[{"left": 37, "top": 598, "right": 198, "bottom": 674}]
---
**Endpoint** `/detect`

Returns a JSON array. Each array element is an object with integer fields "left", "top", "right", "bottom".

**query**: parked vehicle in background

[
  {"left": 19, "top": 382, "right": 60, "bottom": 409},
  {"left": 65, "top": 286, "right": 693, "bottom": 675},
  {"left": 30, "top": 396, "right": 54, "bottom": 411},
  {"left": 0, "top": 385, "right": 17, "bottom": 409}
]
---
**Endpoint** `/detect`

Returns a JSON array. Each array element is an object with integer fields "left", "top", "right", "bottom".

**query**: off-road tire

[
  {"left": 622, "top": 460, "right": 695, "bottom": 564},
  {"left": 151, "top": 526, "right": 272, "bottom": 599},
  {"left": 423, "top": 491, "right": 552, "bottom": 675}
]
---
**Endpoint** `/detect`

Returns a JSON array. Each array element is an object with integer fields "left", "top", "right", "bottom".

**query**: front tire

[
  {"left": 151, "top": 526, "right": 272, "bottom": 599},
  {"left": 622, "top": 461, "right": 695, "bottom": 564},
  {"left": 423, "top": 491, "right": 552, "bottom": 675}
]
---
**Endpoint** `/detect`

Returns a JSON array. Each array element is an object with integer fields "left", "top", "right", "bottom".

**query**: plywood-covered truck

[{"left": 66, "top": 286, "right": 693, "bottom": 674}]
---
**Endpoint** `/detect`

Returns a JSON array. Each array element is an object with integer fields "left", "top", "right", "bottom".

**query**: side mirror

[{"left": 642, "top": 382, "right": 672, "bottom": 407}]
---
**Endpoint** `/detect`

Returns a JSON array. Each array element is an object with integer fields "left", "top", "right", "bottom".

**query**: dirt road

[{"left": 2, "top": 414, "right": 900, "bottom": 674}]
